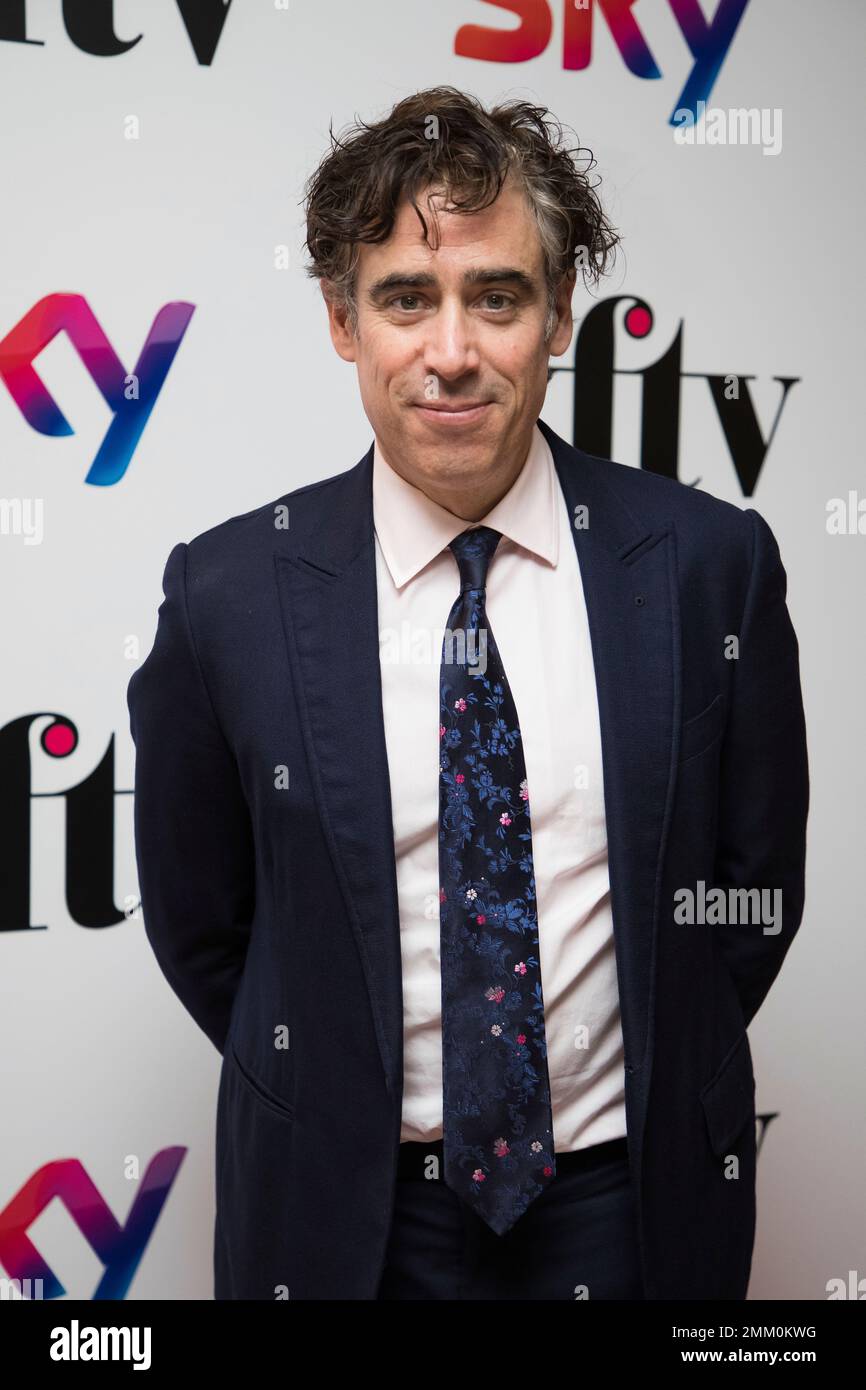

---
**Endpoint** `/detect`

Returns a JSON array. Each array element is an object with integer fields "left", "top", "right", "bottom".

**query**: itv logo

[{"left": 0, "top": 0, "right": 234, "bottom": 65}]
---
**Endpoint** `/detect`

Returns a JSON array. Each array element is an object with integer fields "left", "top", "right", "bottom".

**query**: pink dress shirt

[{"left": 373, "top": 422, "right": 628, "bottom": 1152}]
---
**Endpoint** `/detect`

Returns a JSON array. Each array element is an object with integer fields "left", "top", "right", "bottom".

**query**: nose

[{"left": 421, "top": 297, "right": 480, "bottom": 381}]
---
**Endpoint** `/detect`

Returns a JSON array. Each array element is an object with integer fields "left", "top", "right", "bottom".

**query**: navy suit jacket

[{"left": 127, "top": 417, "right": 809, "bottom": 1299}]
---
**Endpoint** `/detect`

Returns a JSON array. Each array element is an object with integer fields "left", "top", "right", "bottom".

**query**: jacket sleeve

[
  {"left": 712, "top": 507, "right": 810, "bottom": 1028},
  {"left": 127, "top": 541, "right": 255, "bottom": 1054}
]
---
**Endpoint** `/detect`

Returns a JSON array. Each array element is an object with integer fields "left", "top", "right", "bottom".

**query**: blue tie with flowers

[{"left": 438, "top": 524, "right": 556, "bottom": 1235}]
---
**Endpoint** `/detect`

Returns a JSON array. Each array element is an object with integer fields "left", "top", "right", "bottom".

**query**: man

[{"left": 127, "top": 87, "right": 809, "bottom": 1300}]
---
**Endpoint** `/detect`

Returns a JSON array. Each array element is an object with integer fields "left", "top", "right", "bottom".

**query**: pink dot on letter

[
  {"left": 624, "top": 305, "right": 652, "bottom": 339},
  {"left": 43, "top": 721, "right": 77, "bottom": 757}
]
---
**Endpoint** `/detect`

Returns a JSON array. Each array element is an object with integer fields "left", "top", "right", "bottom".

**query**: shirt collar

[{"left": 372, "top": 422, "right": 559, "bottom": 590}]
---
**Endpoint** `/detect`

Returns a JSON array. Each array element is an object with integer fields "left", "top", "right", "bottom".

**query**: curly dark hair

[{"left": 302, "top": 86, "right": 620, "bottom": 338}]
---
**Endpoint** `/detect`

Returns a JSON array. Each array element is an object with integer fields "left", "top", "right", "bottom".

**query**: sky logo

[
  {"left": 0, "top": 1148, "right": 186, "bottom": 1299},
  {"left": 455, "top": 0, "right": 753, "bottom": 125},
  {"left": 0, "top": 293, "right": 195, "bottom": 485}
]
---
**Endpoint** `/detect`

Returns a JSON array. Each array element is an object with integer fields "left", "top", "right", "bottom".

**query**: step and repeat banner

[{"left": 0, "top": 1, "right": 862, "bottom": 1301}]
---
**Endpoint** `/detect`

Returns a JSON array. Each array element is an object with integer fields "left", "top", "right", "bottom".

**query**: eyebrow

[{"left": 366, "top": 266, "right": 537, "bottom": 301}]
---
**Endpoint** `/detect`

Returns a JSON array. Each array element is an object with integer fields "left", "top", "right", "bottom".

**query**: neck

[{"left": 379, "top": 428, "right": 534, "bottom": 521}]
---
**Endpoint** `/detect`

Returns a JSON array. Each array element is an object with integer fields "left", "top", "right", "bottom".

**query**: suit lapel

[
  {"left": 273, "top": 445, "right": 404, "bottom": 1096},
  {"left": 540, "top": 418, "right": 678, "bottom": 1079}
]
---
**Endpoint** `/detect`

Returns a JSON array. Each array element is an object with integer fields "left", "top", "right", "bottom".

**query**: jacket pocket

[
  {"left": 227, "top": 1039, "right": 296, "bottom": 1123},
  {"left": 699, "top": 1030, "right": 755, "bottom": 1157},
  {"left": 679, "top": 692, "right": 726, "bottom": 764}
]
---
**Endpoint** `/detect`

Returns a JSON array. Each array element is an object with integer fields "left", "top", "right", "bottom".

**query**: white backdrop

[{"left": 0, "top": 0, "right": 863, "bottom": 1300}]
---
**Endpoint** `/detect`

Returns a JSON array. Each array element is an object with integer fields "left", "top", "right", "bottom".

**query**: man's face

[{"left": 325, "top": 176, "right": 574, "bottom": 512}]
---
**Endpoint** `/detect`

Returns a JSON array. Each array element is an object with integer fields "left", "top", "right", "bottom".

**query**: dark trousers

[{"left": 376, "top": 1135, "right": 644, "bottom": 1300}]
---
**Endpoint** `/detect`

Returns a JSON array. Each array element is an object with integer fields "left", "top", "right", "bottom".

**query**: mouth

[{"left": 412, "top": 401, "right": 493, "bottom": 426}]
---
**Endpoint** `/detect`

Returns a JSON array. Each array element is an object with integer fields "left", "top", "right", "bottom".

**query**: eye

[
  {"left": 389, "top": 294, "right": 425, "bottom": 312},
  {"left": 480, "top": 293, "right": 515, "bottom": 311}
]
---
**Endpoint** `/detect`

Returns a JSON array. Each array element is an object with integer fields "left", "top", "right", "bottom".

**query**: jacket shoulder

[
  {"left": 572, "top": 445, "right": 754, "bottom": 544},
  {"left": 174, "top": 452, "right": 368, "bottom": 600},
  {"left": 188, "top": 462, "right": 356, "bottom": 555}
]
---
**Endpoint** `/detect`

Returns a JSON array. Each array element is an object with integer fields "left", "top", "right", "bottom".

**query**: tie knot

[{"left": 449, "top": 525, "right": 502, "bottom": 594}]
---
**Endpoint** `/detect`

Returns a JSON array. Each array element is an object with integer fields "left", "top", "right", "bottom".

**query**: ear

[
  {"left": 548, "top": 268, "right": 576, "bottom": 357},
  {"left": 322, "top": 281, "right": 357, "bottom": 363}
]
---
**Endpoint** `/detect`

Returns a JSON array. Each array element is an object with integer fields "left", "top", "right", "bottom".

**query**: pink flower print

[
  {"left": 454, "top": 697, "right": 467, "bottom": 712},
  {"left": 491, "top": 1024, "right": 502, "bottom": 1036},
  {"left": 499, "top": 812, "right": 512, "bottom": 826},
  {"left": 439, "top": 724, "right": 445, "bottom": 739},
  {"left": 485, "top": 985, "right": 505, "bottom": 1003},
  {"left": 543, "top": 1165, "right": 553, "bottom": 1177},
  {"left": 476, "top": 913, "right": 486, "bottom": 925},
  {"left": 439, "top": 887, "right": 446, "bottom": 903},
  {"left": 531, "top": 1140, "right": 543, "bottom": 1153},
  {"left": 517, "top": 1033, "right": 527, "bottom": 1045},
  {"left": 455, "top": 773, "right": 465, "bottom": 783},
  {"left": 472, "top": 1169, "right": 486, "bottom": 1184},
  {"left": 514, "top": 961, "right": 527, "bottom": 976},
  {"left": 493, "top": 1138, "right": 510, "bottom": 1158},
  {"left": 519, "top": 778, "right": 529, "bottom": 801}
]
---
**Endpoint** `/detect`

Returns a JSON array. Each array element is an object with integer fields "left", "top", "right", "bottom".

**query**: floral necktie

[{"left": 438, "top": 524, "right": 556, "bottom": 1235}]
